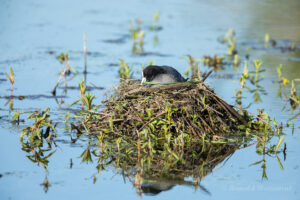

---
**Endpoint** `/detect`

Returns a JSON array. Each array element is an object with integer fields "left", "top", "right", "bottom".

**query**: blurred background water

[{"left": 0, "top": 0, "right": 300, "bottom": 199}]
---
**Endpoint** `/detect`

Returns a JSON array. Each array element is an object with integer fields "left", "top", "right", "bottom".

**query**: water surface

[{"left": 0, "top": 0, "right": 300, "bottom": 199}]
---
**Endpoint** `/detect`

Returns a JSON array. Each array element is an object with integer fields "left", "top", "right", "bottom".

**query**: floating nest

[
  {"left": 85, "top": 81, "right": 249, "bottom": 139},
  {"left": 80, "top": 81, "right": 273, "bottom": 190}
]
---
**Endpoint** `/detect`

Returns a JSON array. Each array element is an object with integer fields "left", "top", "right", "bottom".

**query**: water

[{"left": 1, "top": 0, "right": 300, "bottom": 199}]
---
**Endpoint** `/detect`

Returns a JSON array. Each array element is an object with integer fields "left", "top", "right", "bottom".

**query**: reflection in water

[
  {"left": 41, "top": 176, "right": 51, "bottom": 193},
  {"left": 21, "top": 139, "right": 56, "bottom": 169},
  {"left": 5, "top": 97, "right": 13, "bottom": 111},
  {"left": 153, "top": 35, "right": 159, "bottom": 47},
  {"left": 85, "top": 139, "right": 238, "bottom": 196},
  {"left": 130, "top": 143, "right": 236, "bottom": 196},
  {"left": 20, "top": 134, "right": 56, "bottom": 193}
]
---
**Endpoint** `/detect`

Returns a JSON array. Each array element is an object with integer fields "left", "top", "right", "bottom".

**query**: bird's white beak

[{"left": 141, "top": 77, "right": 146, "bottom": 85}]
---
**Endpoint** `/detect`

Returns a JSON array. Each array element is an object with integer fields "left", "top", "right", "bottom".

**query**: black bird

[{"left": 141, "top": 65, "right": 186, "bottom": 84}]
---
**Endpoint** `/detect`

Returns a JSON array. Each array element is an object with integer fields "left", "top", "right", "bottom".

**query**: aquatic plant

[
  {"left": 65, "top": 112, "right": 70, "bottom": 122},
  {"left": 277, "top": 64, "right": 290, "bottom": 86},
  {"left": 203, "top": 54, "right": 226, "bottom": 70},
  {"left": 250, "top": 115, "right": 286, "bottom": 179},
  {"left": 133, "top": 30, "right": 145, "bottom": 53},
  {"left": 218, "top": 29, "right": 237, "bottom": 55},
  {"left": 5, "top": 66, "right": 15, "bottom": 95},
  {"left": 58, "top": 51, "right": 77, "bottom": 75},
  {"left": 233, "top": 54, "right": 241, "bottom": 67},
  {"left": 68, "top": 81, "right": 96, "bottom": 114},
  {"left": 184, "top": 55, "right": 201, "bottom": 80},
  {"left": 5, "top": 98, "right": 14, "bottom": 111},
  {"left": 80, "top": 93, "right": 95, "bottom": 111},
  {"left": 80, "top": 147, "right": 93, "bottom": 163},
  {"left": 20, "top": 108, "right": 57, "bottom": 170},
  {"left": 78, "top": 79, "right": 87, "bottom": 108},
  {"left": 149, "top": 11, "right": 162, "bottom": 31},
  {"left": 227, "top": 38, "right": 237, "bottom": 56},
  {"left": 79, "top": 79, "right": 87, "bottom": 96},
  {"left": 57, "top": 52, "right": 68, "bottom": 64},
  {"left": 129, "top": 19, "right": 145, "bottom": 54},
  {"left": 253, "top": 60, "right": 263, "bottom": 82},
  {"left": 234, "top": 61, "right": 249, "bottom": 106},
  {"left": 234, "top": 59, "right": 267, "bottom": 107},
  {"left": 52, "top": 51, "right": 77, "bottom": 95},
  {"left": 265, "top": 33, "right": 270, "bottom": 47},
  {"left": 249, "top": 60, "right": 266, "bottom": 102},
  {"left": 4, "top": 67, "right": 20, "bottom": 111},
  {"left": 220, "top": 29, "right": 235, "bottom": 43},
  {"left": 289, "top": 80, "right": 300, "bottom": 113},
  {"left": 20, "top": 108, "right": 56, "bottom": 142},
  {"left": 11, "top": 108, "right": 24, "bottom": 124},
  {"left": 275, "top": 65, "right": 300, "bottom": 119},
  {"left": 119, "top": 59, "right": 132, "bottom": 81},
  {"left": 129, "top": 18, "right": 141, "bottom": 32}
]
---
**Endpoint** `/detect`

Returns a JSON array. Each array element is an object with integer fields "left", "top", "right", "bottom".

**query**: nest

[
  {"left": 78, "top": 80, "right": 276, "bottom": 191},
  {"left": 85, "top": 81, "right": 249, "bottom": 139},
  {"left": 80, "top": 81, "right": 270, "bottom": 183}
]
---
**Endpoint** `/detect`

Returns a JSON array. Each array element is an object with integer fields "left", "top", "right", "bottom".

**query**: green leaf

[
  {"left": 275, "top": 135, "right": 285, "bottom": 153},
  {"left": 43, "top": 122, "right": 57, "bottom": 132},
  {"left": 249, "top": 159, "right": 263, "bottom": 166},
  {"left": 27, "top": 112, "right": 37, "bottom": 119},
  {"left": 276, "top": 155, "right": 284, "bottom": 170},
  {"left": 69, "top": 66, "right": 77, "bottom": 74},
  {"left": 44, "top": 150, "right": 57, "bottom": 160},
  {"left": 109, "top": 117, "right": 114, "bottom": 131},
  {"left": 80, "top": 148, "right": 93, "bottom": 163},
  {"left": 20, "top": 131, "right": 27, "bottom": 140},
  {"left": 69, "top": 99, "right": 80, "bottom": 107},
  {"left": 65, "top": 112, "right": 70, "bottom": 122},
  {"left": 34, "top": 129, "right": 42, "bottom": 140},
  {"left": 276, "top": 64, "right": 282, "bottom": 79},
  {"left": 11, "top": 113, "right": 19, "bottom": 121},
  {"left": 5, "top": 73, "right": 11, "bottom": 82}
]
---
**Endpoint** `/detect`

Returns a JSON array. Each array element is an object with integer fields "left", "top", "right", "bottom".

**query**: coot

[{"left": 141, "top": 65, "right": 186, "bottom": 84}]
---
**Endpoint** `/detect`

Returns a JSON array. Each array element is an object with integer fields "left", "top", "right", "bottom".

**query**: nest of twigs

[{"left": 85, "top": 81, "right": 249, "bottom": 139}]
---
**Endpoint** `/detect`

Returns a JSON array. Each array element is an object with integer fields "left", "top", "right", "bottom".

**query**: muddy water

[{"left": 0, "top": 0, "right": 300, "bottom": 199}]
